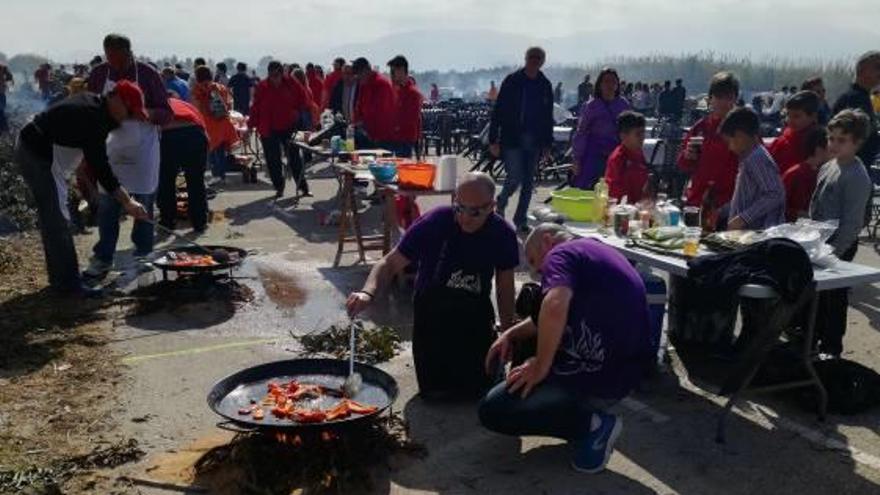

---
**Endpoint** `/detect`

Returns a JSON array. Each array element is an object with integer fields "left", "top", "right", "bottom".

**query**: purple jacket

[
  {"left": 571, "top": 96, "right": 630, "bottom": 189},
  {"left": 87, "top": 62, "right": 172, "bottom": 126}
]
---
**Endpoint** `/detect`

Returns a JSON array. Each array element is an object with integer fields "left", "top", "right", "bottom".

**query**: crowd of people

[
  {"left": 347, "top": 46, "right": 879, "bottom": 474},
  {"left": 574, "top": 75, "right": 688, "bottom": 121},
  {"left": 7, "top": 34, "right": 880, "bottom": 476},
  {"left": 490, "top": 48, "right": 879, "bottom": 357},
  {"left": 12, "top": 32, "right": 427, "bottom": 291}
]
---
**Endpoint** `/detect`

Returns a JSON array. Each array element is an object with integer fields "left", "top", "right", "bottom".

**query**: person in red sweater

[
  {"left": 322, "top": 57, "right": 346, "bottom": 109},
  {"left": 782, "top": 126, "right": 829, "bottom": 222},
  {"left": 605, "top": 111, "right": 650, "bottom": 203},
  {"left": 387, "top": 55, "right": 424, "bottom": 158},
  {"left": 248, "top": 61, "right": 309, "bottom": 198},
  {"left": 352, "top": 57, "right": 397, "bottom": 147},
  {"left": 306, "top": 63, "right": 324, "bottom": 112},
  {"left": 677, "top": 72, "right": 740, "bottom": 222},
  {"left": 768, "top": 90, "right": 820, "bottom": 175},
  {"left": 292, "top": 67, "right": 320, "bottom": 129},
  {"left": 157, "top": 97, "right": 209, "bottom": 232}
]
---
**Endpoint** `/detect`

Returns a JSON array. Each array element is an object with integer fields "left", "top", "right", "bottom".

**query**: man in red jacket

[
  {"left": 322, "top": 57, "right": 346, "bottom": 109},
  {"left": 767, "top": 90, "right": 820, "bottom": 175},
  {"left": 352, "top": 57, "right": 397, "bottom": 148},
  {"left": 248, "top": 61, "right": 309, "bottom": 198},
  {"left": 387, "top": 55, "right": 424, "bottom": 158},
  {"left": 677, "top": 72, "right": 740, "bottom": 229},
  {"left": 306, "top": 63, "right": 324, "bottom": 112}
]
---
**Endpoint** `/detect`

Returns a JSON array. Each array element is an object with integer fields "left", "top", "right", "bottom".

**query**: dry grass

[{"left": 0, "top": 234, "right": 136, "bottom": 494}]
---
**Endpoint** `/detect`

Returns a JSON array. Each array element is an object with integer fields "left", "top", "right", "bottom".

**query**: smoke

[{"left": 5, "top": 75, "right": 46, "bottom": 126}]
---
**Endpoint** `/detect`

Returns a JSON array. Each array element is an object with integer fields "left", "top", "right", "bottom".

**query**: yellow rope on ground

[{"left": 121, "top": 338, "right": 279, "bottom": 364}]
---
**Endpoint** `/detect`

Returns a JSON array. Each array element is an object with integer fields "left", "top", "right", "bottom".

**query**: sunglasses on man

[{"left": 453, "top": 202, "right": 493, "bottom": 218}]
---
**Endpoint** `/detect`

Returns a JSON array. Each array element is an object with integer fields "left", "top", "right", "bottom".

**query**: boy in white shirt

[{"left": 84, "top": 116, "right": 160, "bottom": 279}]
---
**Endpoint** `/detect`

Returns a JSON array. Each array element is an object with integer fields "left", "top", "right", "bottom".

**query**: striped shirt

[{"left": 729, "top": 144, "right": 786, "bottom": 229}]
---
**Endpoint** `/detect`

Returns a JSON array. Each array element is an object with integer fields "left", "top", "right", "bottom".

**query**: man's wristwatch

[{"left": 355, "top": 290, "right": 374, "bottom": 299}]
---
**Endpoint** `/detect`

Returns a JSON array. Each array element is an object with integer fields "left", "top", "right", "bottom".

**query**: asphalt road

[{"left": 85, "top": 161, "right": 880, "bottom": 494}]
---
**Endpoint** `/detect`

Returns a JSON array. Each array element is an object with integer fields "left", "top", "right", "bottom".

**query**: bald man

[
  {"left": 832, "top": 51, "right": 880, "bottom": 168},
  {"left": 479, "top": 223, "right": 652, "bottom": 473},
  {"left": 347, "top": 172, "right": 519, "bottom": 400}
]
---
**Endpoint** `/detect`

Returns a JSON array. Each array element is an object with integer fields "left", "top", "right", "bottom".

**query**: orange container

[{"left": 397, "top": 163, "right": 436, "bottom": 190}]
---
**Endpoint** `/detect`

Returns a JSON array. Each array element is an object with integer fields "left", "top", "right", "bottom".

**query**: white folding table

[{"left": 567, "top": 226, "right": 880, "bottom": 441}]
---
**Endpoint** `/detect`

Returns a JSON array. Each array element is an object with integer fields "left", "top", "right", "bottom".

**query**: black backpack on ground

[{"left": 798, "top": 358, "right": 880, "bottom": 415}]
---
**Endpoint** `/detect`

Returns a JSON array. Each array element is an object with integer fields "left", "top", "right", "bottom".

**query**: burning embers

[
  {"left": 274, "top": 430, "right": 338, "bottom": 446},
  {"left": 125, "top": 275, "right": 255, "bottom": 316},
  {"left": 193, "top": 414, "right": 426, "bottom": 493}
]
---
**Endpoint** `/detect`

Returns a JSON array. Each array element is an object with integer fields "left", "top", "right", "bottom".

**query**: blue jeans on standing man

[
  {"left": 210, "top": 148, "right": 229, "bottom": 179},
  {"left": 496, "top": 135, "right": 540, "bottom": 228},
  {"left": 93, "top": 192, "right": 155, "bottom": 263}
]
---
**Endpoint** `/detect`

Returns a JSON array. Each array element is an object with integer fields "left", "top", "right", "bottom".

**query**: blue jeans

[
  {"left": 378, "top": 142, "right": 415, "bottom": 158},
  {"left": 496, "top": 145, "right": 540, "bottom": 227},
  {"left": 93, "top": 193, "right": 155, "bottom": 263},
  {"left": 210, "top": 148, "right": 229, "bottom": 179},
  {"left": 478, "top": 380, "right": 616, "bottom": 441},
  {"left": 0, "top": 92, "right": 7, "bottom": 134}
]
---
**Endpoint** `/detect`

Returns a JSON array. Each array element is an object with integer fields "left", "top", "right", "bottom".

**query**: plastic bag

[{"left": 757, "top": 219, "right": 840, "bottom": 265}]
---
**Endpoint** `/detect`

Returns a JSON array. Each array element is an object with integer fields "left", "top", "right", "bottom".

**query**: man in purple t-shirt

[
  {"left": 479, "top": 223, "right": 652, "bottom": 474},
  {"left": 347, "top": 172, "right": 519, "bottom": 399}
]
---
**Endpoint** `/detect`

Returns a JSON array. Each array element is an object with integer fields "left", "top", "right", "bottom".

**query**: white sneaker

[
  {"left": 131, "top": 255, "right": 154, "bottom": 274},
  {"left": 83, "top": 258, "right": 112, "bottom": 280}
]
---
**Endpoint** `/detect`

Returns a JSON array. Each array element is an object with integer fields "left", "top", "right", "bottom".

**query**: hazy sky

[{"left": 2, "top": 0, "right": 878, "bottom": 68}]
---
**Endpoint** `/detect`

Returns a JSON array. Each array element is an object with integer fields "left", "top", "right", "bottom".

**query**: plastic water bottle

[
  {"left": 345, "top": 125, "right": 356, "bottom": 152},
  {"left": 330, "top": 135, "right": 342, "bottom": 154},
  {"left": 666, "top": 203, "right": 681, "bottom": 226},
  {"left": 653, "top": 193, "right": 669, "bottom": 227},
  {"left": 594, "top": 177, "right": 609, "bottom": 200},
  {"left": 594, "top": 177, "right": 609, "bottom": 224}
]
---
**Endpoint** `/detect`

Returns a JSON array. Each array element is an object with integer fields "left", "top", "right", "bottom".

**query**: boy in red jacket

[
  {"left": 352, "top": 57, "right": 396, "bottom": 148},
  {"left": 677, "top": 72, "right": 740, "bottom": 214},
  {"left": 605, "top": 111, "right": 649, "bottom": 203},
  {"left": 768, "top": 90, "right": 820, "bottom": 174},
  {"left": 387, "top": 55, "right": 424, "bottom": 158},
  {"left": 782, "top": 126, "right": 828, "bottom": 222}
]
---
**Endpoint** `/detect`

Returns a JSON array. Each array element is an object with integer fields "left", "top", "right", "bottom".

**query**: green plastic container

[{"left": 550, "top": 188, "right": 599, "bottom": 222}]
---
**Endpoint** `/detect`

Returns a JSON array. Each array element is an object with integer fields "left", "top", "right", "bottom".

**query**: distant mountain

[
  {"left": 44, "top": 26, "right": 877, "bottom": 72},
  {"left": 312, "top": 29, "right": 539, "bottom": 71},
  {"left": 307, "top": 27, "right": 876, "bottom": 71}
]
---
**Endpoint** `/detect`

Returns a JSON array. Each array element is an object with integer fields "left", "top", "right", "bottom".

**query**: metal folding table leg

[
  {"left": 715, "top": 284, "right": 823, "bottom": 443},
  {"left": 716, "top": 284, "right": 778, "bottom": 444},
  {"left": 801, "top": 292, "right": 827, "bottom": 421},
  {"left": 715, "top": 365, "right": 761, "bottom": 443}
]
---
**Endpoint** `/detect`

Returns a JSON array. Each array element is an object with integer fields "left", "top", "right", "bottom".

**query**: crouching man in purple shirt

[{"left": 479, "top": 223, "right": 653, "bottom": 473}]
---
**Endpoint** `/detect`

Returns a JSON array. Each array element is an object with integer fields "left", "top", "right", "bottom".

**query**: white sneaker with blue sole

[
  {"left": 571, "top": 412, "right": 623, "bottom": 474},
  {"left": 83, "top": 257, "right": 112, "bottom": 280}
]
